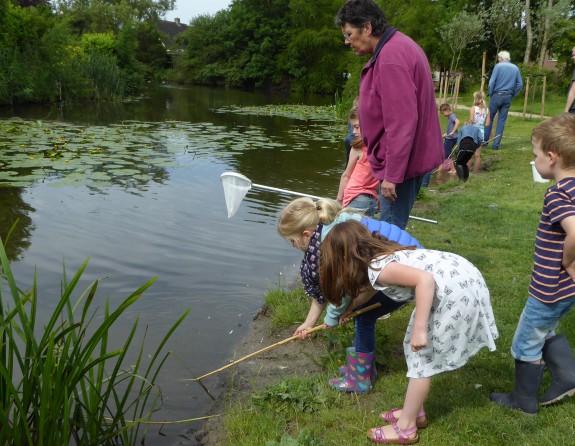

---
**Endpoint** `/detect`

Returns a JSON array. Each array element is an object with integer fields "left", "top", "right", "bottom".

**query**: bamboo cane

[{"left": 188, "top": 302, "right": 383, "bottom": 382}]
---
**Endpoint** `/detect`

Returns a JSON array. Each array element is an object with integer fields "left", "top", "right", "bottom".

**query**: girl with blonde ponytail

[{"left": 277, "top": 196, "right": 422, "bottom": 393}]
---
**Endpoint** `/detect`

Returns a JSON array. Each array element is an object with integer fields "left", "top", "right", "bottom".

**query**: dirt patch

[{"left": 194, "top": 305, "right": 327, "bottom": 446}]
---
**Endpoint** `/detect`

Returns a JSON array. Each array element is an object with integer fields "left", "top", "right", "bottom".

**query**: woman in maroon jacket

[{"left": 336, "top": 0, "right": 443, "bottom": 230}]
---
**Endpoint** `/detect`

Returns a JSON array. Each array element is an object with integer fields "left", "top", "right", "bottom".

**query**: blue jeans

[
  {"left": 355, "top": 292, "right": 405, "bottom": 353},
  {"left": 379, "top": 175, "right": 424, "bottom": 230},
  {"left": 347, "top": 194, "right": 377, "bottom": 218},
  {"left": 484, "top": 93, "right": 512, "bottom": 149},
  {"left": 511, "top": 295, "right": 575, "bottom": 362}
]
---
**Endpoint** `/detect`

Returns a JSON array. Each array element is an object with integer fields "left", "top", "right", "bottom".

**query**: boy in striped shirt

[{"left": 491, "top": 113, "right": 575, "bottom": 414}]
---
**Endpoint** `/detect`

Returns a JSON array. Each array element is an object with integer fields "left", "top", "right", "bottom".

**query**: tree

[
  {"left": 535, "top": 0, "right": 571, "bottom": 67},
  {"left": 440, "top": 9, "right": 487, "bottom": 72},
  {"left": 488, "top": 0, "right": 523, "bottom": 56}
]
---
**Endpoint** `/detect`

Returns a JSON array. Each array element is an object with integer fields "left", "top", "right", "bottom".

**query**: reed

[{"left": 0, "top": 224, "right": 188, "bottom": 445}]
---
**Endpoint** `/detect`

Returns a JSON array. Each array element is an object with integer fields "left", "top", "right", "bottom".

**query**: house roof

[{"left": 157, "top": 18, "right": 189, "bottom": 46}]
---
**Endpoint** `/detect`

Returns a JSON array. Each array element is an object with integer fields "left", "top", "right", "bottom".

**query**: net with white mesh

[{"left": 220, "top": 172, "right": 252, "bottom": 218}]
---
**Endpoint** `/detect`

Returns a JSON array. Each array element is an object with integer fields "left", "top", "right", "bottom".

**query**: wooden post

[
  {"left": 480, "top": 52, "right": 486, "bottom": 92},
  {"left": 454, "top": 73, "right": 461, "bottom": 110},
  {"left": 439, "top": 71, "right": 445, "bottom": 102},
  {"left": 523, "top": 76, "right": 530, "bottom": 119},
  {"left": 541, "top": 75, "right": 546, "bottom": 118},
  {"left": 443, "top": 71, "right": 449, "bottom": 104}
]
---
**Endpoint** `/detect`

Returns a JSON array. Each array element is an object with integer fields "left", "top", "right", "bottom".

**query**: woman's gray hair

[{"left": 335, "top": 0, "right": 389, "bottom": 36}]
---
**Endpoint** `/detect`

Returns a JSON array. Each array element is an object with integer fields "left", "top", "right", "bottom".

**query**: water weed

[{"left": 0, "top": 226, "right": 188, "bottom": 445}]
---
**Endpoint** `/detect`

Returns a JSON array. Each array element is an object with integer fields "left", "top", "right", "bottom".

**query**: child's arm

[
  {"left": 469, "top": 106, "right": 475, "bottom": 123},
  {"left": 339, "top": 287, "right": 377, "bottom": 324},
  {"left": 336, "top": 147, "right": 361, "bottom": 203},
  {"left": 375, "top": 262, "right": 435, "bottom": 352},
  {"left": 450, "top": 116, "right": 461, "bottom": 137},
  {"left": 295, "top": 299, "right": 326, "bottom": 338},
  {"left": 484, "top": 109, "right": 491, "bottom": 127},
  {"left": 561, "top": 216, "right": 575, "bottom": 280}
]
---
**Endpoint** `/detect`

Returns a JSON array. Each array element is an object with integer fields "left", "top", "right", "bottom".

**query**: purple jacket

[{"left": 358, "top": 29, "right": 443, "bottom": 183}]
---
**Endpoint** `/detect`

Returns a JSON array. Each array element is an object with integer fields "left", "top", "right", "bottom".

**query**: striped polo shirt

[{"left": 529, "top": 178, "right": 575, "bottom": 303}]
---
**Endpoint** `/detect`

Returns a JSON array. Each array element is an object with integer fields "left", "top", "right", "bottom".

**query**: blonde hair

[
  {"left": 278, "top": 197, "right": 343, "bottom": 239},
  {"left": 532, "top": 113, "right": 575, "bottom": 167},
  {"left": 473, "top": 91, "right": 486, "bottom": 108}
]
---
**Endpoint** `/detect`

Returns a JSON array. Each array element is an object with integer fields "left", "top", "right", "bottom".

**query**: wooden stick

[{"left": 187, "top": 302, "right": 383, "bottom": 382}]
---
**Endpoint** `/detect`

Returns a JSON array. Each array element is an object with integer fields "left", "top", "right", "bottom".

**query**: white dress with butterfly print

[{"left": 368, "top": 249, "right": 498, "bottom": 379}]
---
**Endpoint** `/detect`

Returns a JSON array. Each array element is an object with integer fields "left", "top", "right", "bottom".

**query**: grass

[
  {"left": 0, "top": 224, "right": 189, "bottom": 445},
  {"left": 214, "top": 111, "right": 575, "bottom": 445}
]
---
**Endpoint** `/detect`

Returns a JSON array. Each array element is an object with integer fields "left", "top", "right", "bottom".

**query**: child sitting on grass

[{"left": 491, "top": 113, "right": 575, "bottom": 414}]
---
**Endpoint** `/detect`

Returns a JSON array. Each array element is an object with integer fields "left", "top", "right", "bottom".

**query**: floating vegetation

[
  {"left": 0, "top": 105, "right": 344, "bottom": 189},
  {"left": 214, "top": 104, "right": 338, "bottom": 122}
]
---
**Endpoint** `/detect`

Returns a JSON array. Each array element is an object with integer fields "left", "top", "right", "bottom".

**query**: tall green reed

[{"left": 0, "top": 224, "right": 188, "bottom": 445}]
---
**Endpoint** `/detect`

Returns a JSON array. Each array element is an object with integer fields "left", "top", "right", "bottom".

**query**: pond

[{"left": 0, "top": 85, "right": 346, "bottom": 444}]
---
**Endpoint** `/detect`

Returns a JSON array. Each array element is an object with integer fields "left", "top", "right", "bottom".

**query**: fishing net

[{"left": 220, "top": 172, "right": 252, "bottom": 218}]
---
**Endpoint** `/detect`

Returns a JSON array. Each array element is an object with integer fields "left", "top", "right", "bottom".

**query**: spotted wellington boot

[{"left": 329, "top": 349, "right": 375, "bottom": 394}]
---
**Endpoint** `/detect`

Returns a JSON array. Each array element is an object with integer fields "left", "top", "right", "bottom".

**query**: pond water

[{"left": 0, "top": 85, "right": 346, "bottom": 444}]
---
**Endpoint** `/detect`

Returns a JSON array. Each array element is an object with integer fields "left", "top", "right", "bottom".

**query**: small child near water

[
  {"left": 491, "top": 113, "right": 575, "bottom": 414},
  {"left": 336, "top": 106, "right": 379, "bottom": 217},
  {"left": 320, "top": 220, "right": 498, "bottom": 444}
]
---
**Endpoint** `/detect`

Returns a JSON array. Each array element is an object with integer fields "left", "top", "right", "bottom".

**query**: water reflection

[{"left": 0, "top": 85, "right": 345, "bottom": 445}]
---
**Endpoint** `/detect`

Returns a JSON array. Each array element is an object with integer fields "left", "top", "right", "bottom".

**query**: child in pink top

[{"left": 336, "top": 106, "right": 379, "bottom": 217}]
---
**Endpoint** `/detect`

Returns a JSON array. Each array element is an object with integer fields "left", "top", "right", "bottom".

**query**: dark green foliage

[{"left": 2, "top": 0, "right": 574, "bottom": 102}]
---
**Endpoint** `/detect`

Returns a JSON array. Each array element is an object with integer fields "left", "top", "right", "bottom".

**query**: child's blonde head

[
  {"left": 532, "top": 113, "right": 575, "bottom": 167},
  {"left": 473, "top": 91, "right": 486, "bottom": 107},
  {"left": 278, "top": 197, "right": 342, "bottom": 239}
]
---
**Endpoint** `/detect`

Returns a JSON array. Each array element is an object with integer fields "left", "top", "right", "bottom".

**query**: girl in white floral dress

[{"left": 320, "top": 220, "right": 498, "bottom": 445}]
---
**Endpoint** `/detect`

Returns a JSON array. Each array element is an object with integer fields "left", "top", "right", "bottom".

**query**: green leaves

[{"left": 0, "top": 231, "right": 188, "bottom": 444}]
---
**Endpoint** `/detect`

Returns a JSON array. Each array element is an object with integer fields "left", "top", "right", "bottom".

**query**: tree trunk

[
  {"left": 523, "top": 0, "right": 532, "bottom": 65},
  {"left": 537, "top": 0, "right": 552, "bottom": 68}
]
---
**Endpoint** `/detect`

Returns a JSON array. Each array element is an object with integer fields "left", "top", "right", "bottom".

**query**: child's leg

[
  {"left": 473, "top": 147, "right": 482, "bottom": 174},
  {"left": 331, "top": 293, "right": 405, "bottom": 394},
  {"left": 347, "top": 194, "right": 378, "bottom": 219},
  {"left": 490, "top": 295, "right": 565, "bottom": 413},
  {"left": 355, "top": 292, "right": 405, "bottom": 353},
  {"left": 368, "top": 377, "right": 430, "bottom": 443}
]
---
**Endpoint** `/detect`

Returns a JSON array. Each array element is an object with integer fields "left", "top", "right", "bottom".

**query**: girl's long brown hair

[{"left": 320, "top": 220, "right": 416, "bottom": 306}]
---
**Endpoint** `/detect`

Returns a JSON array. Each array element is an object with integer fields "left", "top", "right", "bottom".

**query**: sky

[{"left": 163, "top": 0, "right": 232, "bottom": 24}]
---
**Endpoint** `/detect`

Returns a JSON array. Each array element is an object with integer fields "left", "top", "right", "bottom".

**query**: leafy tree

[
  {"left": 440, "top": 9, "right": 487, "bottom": 72},
  {"left": 488, "top": 0, "right": 523, "bottom": 56},
  {"left": 534, "top": 0, "right": 571, "bottom": 67}
]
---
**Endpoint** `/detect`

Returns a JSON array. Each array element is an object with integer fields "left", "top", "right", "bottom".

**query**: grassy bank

[{"left": 213, "top": 114, "right": 575, "bottom": 445}]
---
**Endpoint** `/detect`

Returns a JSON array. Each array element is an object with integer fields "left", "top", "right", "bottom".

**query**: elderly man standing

[
  {"left": 483, "top": 51, "right": 523, "bottom": 150},
  {"left": 566, "top": 46, "right": 575, "bottom": 114},
  {"left": 336, "top": 0, "right": 443, "bottom": 230}
]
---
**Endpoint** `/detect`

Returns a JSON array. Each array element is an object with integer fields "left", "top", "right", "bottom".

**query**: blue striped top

[{"left": 529, "top": 178, "right": 575, "bottom": 303}]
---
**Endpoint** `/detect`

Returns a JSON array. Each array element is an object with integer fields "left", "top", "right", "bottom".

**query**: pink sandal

[
  {"left": 368, "top": 421, "right": 419, "bottom": 444},
  {"left": 380, "top": 408, "right": 428, "bottom": 429}
]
